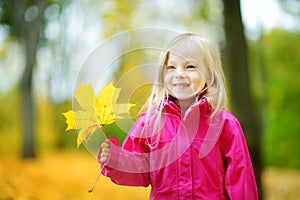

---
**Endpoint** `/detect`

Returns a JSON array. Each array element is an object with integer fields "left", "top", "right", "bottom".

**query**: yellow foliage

[{"left": 62, "top": 82, "right": 135, "bottom": 148}]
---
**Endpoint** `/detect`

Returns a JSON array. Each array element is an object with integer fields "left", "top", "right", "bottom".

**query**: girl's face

[{"left": 164, "top": 51, "right": 207, "bottom": 104}]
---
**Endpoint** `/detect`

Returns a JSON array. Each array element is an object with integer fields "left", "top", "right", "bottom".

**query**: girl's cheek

[{"left": 164, "top": 74, "right": 172, "bottom": 83}]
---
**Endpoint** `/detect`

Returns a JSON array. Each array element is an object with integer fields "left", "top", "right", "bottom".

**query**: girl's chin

[{"left": 170, "top": 94, "right": 198, "bottom": 102}]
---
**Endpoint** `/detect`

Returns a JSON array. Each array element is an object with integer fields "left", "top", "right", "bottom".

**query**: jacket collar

[{"left": 163, "top": 97, "right": 212, "bottom": 117}]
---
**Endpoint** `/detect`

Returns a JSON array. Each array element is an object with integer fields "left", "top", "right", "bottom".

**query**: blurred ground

[
  {"left": 0, "top": 151, "right": 300, "bottom": 200},
  {"left": 0, "top": 151, "right": 150, "bottom": 200}
]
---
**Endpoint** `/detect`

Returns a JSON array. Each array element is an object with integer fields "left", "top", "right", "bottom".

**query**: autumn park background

[{"left": 0, "top": 0, "right": 300, "bottom": 199}]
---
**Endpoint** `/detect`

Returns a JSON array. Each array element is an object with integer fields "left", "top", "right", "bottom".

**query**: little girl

[{"left": 99, "top": 33, "right": 258, "bottom": 199}]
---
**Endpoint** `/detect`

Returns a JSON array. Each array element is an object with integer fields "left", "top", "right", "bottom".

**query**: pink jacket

[{"left": 99, "top": 98, "right": 258, "bottom": 200}]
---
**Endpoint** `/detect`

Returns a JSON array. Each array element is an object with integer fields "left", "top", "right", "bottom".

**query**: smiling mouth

[{"left": 173, "top": 83, "right": 190, "bottom": 88}]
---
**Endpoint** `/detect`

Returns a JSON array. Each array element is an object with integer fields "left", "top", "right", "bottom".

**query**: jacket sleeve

[
  {"left": 221, "top": 114, "right": 258, "bottom": 200},
  {"left": 99, "top": 117, "right": 150, "bottom": 187}
]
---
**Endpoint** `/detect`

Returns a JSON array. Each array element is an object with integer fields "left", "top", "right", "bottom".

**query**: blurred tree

[
  {"left": 0, "top": 0, "right": 48, "bottom": 158},
  {"left": 278, "top": 0, "right": 300, "bottom": 32},
  {"left": 221, "top": 0, "right": 263, "bottom": 199},
  {"left": 0, "top": 0, "right": 68, "bottom": 158},
  {"left": 100, "top": 0, "right": 138, "bottom": 38},
  {"left": 279, "top": 0, "right": 300, "bottom": 17},
  {"left": 261, "top": 29, "right": 300, "bottom": 168}
]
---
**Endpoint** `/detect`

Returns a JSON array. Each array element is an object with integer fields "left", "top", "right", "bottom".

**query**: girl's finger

[{"left": 100, "top": 157, "right": 108, "bottom": 163}]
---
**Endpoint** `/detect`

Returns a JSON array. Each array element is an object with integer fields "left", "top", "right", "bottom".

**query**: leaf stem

[
  {"left": 88, "top": 126, "right": 109, "bottom": 193},
  {"left": 88, "top": 164, "right": 106, "bottom": 193},
  {"left": 101, "top": 127, "right": 108, "bottom": 139}
]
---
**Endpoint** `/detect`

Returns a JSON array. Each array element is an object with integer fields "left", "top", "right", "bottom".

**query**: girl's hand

[{"left": 100, "top": 139, "right": 110, "bottom": 163}]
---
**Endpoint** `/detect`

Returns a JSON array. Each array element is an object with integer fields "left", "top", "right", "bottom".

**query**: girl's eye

[
  {"left": 186, "top": 65, "right": 196, "bottom": 69},
  {"left": 166, "top": 65, "right": 175, "bottom": 70}
]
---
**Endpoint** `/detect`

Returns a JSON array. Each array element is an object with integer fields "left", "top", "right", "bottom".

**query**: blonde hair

[{"left": 141, "top": 33, "right": 227, "bottom": 145}]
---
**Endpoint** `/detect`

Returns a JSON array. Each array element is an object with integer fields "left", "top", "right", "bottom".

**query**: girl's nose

[{"left": 175, "top": 68, "right": 187, "bottom": 78}]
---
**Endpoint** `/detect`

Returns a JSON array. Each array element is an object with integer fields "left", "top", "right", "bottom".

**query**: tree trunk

[
  {"left": 20, "top": 32, "right": 38, "bottom": 158},
  {"left": 222, "top": 0, "right": 263, "bottom": 199},
  {"left": 20, "top": 0, "right": 46, "bottom": 158}
]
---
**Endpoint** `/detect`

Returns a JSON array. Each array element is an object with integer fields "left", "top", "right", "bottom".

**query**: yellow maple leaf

[
  {"left": 95, "top": 82, "right": 136, "bottom": 126},
  {"left": 95, "top": 82, "right": 117, "bottom": 126},
  {"left": 62, "top": 82, "right": 135, "bottom": 148},
  {"left": 62, "top": 83, "right": 99, "bottom": 147},
  {"left": 62, "top": 110, "right": 76, "bottom": 131}
]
